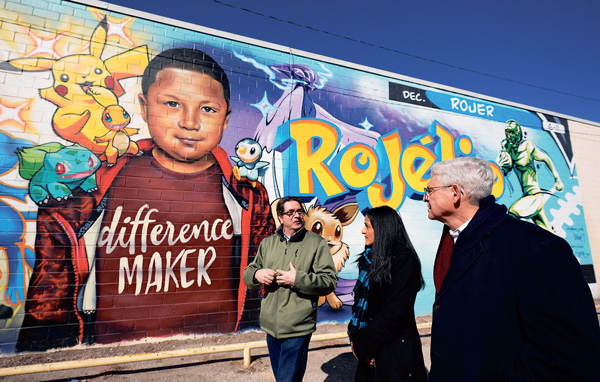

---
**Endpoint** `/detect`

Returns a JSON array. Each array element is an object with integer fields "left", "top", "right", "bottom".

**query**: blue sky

[{"left": 106, "top": 0, "right": 600, "bottom": 124}]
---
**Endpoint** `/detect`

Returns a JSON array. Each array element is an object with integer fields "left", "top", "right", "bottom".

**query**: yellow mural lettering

[
  {"left": 436, "top": 122, "right": 456, "bottom": 161},
  {"left": 490, "top": 162, "right": 505, "bottom": 198},
  {"left": 402, "top": 144, "right": 436, "bottom": 192},
  {"left": 339, "top": 144, "right": 378, "bottom": 189},
  {"left": 459, "top": 136, "right": 473, "bottom": 155},
  {"left": 289, "top": 118, "right": 506, "bottom": 210},
  {"left": 291, "top": 119, "right": 346, "bottom": 196},
  {"left": 367, "top": 131, "right": 405, "bottom": 209}
]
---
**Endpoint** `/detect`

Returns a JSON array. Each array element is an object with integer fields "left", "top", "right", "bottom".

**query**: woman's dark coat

[{"left": 351, "top": 254, "right": 427, "bottom": 381}]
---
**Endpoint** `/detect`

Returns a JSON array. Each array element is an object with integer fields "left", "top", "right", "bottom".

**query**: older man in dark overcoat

[{"left": 424, "top": 156, "right": 600, "bottom": 381}]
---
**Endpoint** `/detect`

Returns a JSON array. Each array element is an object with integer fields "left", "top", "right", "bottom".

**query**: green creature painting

[
  {"left": 17, "top": 143, "right": 101, "bottom": 205},
  {"left": 496, "top": 120, "right": 564, "bottom": 231}
]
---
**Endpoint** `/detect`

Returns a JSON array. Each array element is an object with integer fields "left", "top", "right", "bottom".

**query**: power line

[{"left": 210, "top": 0, "right": 600, "bottom": 104}]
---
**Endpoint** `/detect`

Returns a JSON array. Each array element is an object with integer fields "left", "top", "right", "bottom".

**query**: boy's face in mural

[{"left": 138, "top": 67, "right": 231, "bottom": 172}]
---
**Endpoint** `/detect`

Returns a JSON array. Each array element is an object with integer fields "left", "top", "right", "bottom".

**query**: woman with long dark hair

[{"left": 348, "top": 206, "right": 427, "bottom": 381}]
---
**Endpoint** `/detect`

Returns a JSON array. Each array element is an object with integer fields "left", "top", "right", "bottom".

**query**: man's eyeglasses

[
  {"left": 423, "top": 185, "right": 453, "bottom": 196},
  {"left": 283, "top": 210, "right": 305, "bottom": 217}
]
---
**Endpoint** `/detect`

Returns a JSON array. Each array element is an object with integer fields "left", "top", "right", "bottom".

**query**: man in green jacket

[{"left": 243, "top": 196, "right": 337, "bottom": 382}]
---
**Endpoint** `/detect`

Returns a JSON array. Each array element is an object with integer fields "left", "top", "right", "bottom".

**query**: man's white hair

[{"left": 430, "top": 157, "right": 494, "bottom": 205}]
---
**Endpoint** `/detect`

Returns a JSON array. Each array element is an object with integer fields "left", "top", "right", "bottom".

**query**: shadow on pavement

[{"left": 321, "top": 351, "right": 357, "bottom": 381}]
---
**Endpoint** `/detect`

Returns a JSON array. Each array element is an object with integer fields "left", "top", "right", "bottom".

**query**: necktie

[{"left": 433, "top": 226, "right": 454, "bottom": 293}]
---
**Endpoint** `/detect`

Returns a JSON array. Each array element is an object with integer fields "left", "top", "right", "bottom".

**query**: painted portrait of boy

[{"left": 17, "top": 48, "right": 274, "bottom": 351}]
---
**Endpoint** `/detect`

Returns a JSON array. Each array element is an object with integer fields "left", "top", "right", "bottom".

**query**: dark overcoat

[
  {"left": 352, "top": 255, "right": 428, "bottom": 381},
  {"left": 429, "top": 196, "right": 600, "bottom": 381}
]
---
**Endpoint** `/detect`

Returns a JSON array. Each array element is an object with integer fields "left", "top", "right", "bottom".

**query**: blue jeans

[{"left": 266, "top": 333, "right": 312, "bottom": 382}]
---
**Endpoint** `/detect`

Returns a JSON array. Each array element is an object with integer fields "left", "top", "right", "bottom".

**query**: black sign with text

[{"left": 389, "top": 82, "right": 438, "bottom": 109}]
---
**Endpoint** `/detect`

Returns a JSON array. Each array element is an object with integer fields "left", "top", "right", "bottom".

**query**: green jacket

[{"left": 242, "top": 226, "right": 337, "bottom": 339}]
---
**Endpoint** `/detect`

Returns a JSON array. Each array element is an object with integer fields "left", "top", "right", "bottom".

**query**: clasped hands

[{"left": 255, "top": 262, "right": 296, "bottom": 286}]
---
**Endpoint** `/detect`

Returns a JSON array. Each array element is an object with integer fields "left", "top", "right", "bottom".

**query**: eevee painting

[{"left": 304, "top": 202, "right": 359, "bottom": 309}]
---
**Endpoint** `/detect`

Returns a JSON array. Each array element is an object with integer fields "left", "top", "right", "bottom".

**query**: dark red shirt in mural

[{"left": 94, "top": 154, "right": 235, "bottom": 343}]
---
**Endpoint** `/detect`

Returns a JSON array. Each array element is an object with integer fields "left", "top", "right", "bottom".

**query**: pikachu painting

[{"left": 0, "top": 17, "right": 148, "bottom": 165}]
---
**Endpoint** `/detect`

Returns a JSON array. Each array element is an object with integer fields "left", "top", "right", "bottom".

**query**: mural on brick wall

[{"left": 0, "top": 0, "right": 594, "bottom": 353}]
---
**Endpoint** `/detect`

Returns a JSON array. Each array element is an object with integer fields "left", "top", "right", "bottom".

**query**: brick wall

[{"left": 0, "top": 0, "right": 596, "bottom": 353}]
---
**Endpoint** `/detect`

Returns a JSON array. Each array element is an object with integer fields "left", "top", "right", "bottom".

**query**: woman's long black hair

[{"left": 364, "top": 206, "right": 425, "bottom": 289}]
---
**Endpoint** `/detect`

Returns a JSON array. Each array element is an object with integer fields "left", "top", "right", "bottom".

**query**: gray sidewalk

[{"left": 1, "top": 301, "right": 599, "bottom": 381}]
